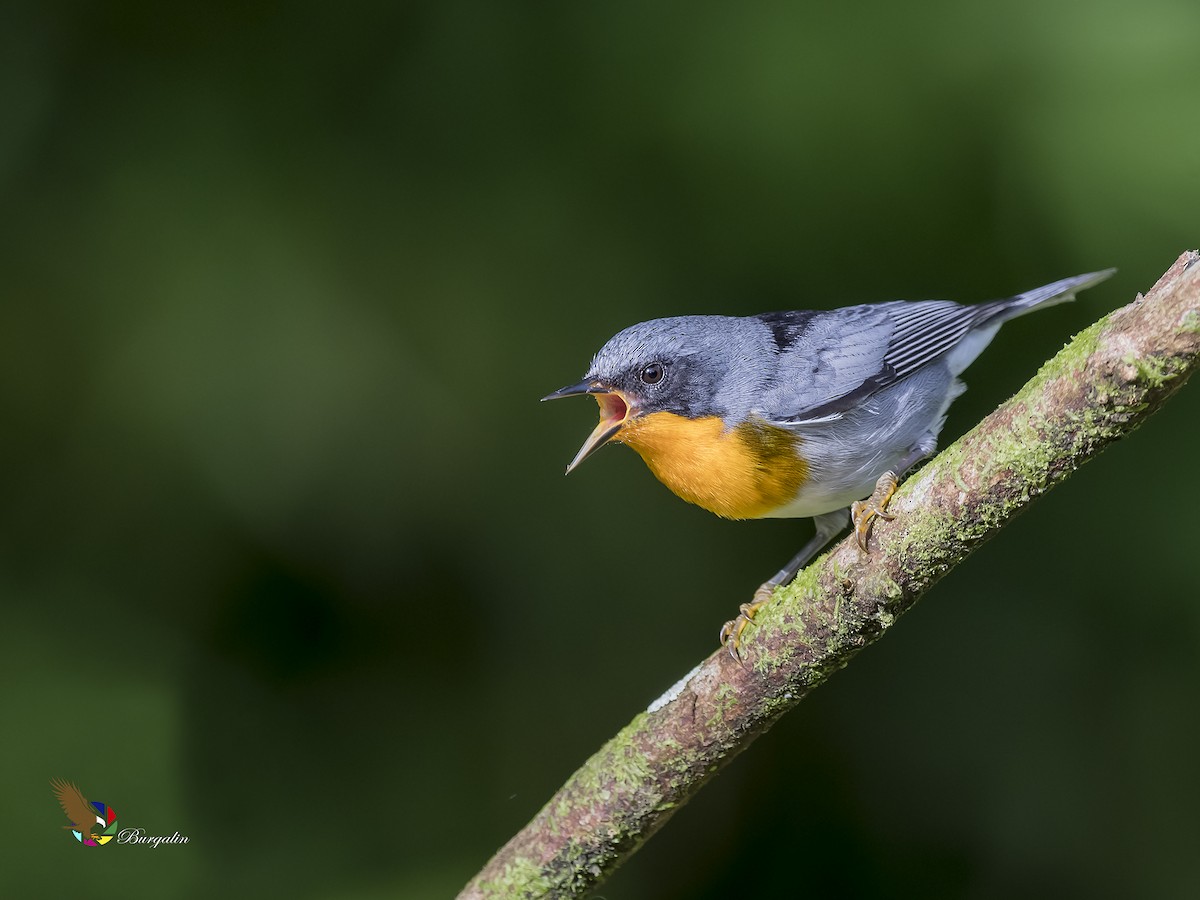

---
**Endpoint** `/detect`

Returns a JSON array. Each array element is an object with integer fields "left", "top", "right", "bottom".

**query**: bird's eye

[{"left": 640, "top": 362, "right": 665, "bottom": 385}]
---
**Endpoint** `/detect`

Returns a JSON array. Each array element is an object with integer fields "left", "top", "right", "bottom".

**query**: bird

[
  {"left": 543, "top": 269, "right": 1115, "bottom": 658},
  {"left": 50, "top": 778, "right": 105, "bottom": 844}
]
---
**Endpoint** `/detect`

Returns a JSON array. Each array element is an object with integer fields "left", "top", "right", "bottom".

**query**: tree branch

[{"left": 460, "top": 251, "right": 1200, "bottom": 900}]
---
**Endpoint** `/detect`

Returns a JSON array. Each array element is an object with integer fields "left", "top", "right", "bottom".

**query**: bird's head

[{"left": 542, "top": 316, "right": 745, "bottom": 472}]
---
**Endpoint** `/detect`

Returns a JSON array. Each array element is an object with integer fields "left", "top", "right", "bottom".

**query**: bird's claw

[
  {"left": 851, "top": 470, "right": 899, "bottom": 550},
  {"left": 719, "top": 584, "right": 776, "bottom": 662},
  {"left": 721, "top": 470, "right": 901, "bottom": 660}
]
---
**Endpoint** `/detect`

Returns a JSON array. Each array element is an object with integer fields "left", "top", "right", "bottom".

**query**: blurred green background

[{"left": 4, "top": 1, "right": 1198, "bottom": 897}]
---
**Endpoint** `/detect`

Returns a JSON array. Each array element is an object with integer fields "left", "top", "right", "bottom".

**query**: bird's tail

[{"left": 983, "top": 268, "right": 1117, "bottom": 325}]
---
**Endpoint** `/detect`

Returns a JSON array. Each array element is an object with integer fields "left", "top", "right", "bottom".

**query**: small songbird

[{"left": 543, "top": 269, "right": 1114, "bottom": 657}]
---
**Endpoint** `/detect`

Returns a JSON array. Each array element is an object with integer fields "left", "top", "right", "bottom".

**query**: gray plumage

[
  {"left": 583, "top": 268, "right": 1115, "bottom": 519},
  {"left": 552, "top": 268, "right": 1116, "bottom": 649}
]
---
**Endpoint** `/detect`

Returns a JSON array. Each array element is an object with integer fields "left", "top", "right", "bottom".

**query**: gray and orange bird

[{"left": 544, "top": 269, "right": 1114, "bottom": 657}]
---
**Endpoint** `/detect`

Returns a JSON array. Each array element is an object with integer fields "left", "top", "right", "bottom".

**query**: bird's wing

[
  {"left": 50, "top": 779, "right": 95, "bottom": 827},
  {"left": 874, "top": 299, "right": 996, "bottom": 382},
  {"left": 761, "top": 300, "right": 992, "bottom": 424}
]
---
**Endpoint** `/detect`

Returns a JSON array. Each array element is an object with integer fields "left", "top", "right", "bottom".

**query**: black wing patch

[{"left": 755, "top": 310, "right": 820, "bottom": 353}]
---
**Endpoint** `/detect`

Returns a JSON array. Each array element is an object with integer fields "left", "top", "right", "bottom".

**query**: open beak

[{"left": 541, "top": 380, "right": 634, "bottom": 473}]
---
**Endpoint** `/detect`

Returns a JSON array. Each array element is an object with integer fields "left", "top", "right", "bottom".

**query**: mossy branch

[{"left": 460, "top": 251, "right": 1200, "bottom": 900}]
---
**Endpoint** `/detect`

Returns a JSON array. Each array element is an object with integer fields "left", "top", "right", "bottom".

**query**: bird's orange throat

[{"left": 616, "top": 412, "right": 808, "bottom": 519}]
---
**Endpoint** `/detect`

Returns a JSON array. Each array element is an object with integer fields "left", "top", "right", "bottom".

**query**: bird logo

[{"left": 50, "top": 779, "right": 119, "bottom": 846}]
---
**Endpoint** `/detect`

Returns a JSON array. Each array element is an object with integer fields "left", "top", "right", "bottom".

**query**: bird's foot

[
  {"left": 851, "top": 470, "right": 898, "bottom": 550},
  {"left": 719, "top": 582, "right": 776, "bottom": 662}
]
